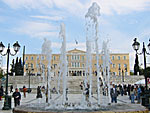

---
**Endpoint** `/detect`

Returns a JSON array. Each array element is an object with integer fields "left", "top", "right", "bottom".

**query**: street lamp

[
  {"left": 132, "top": 38, "right": 150, "bottom": 109},
  {"left": 122, "top": 70, "right": 124, "bottom": 82},
  {"left": 0, "top": 41, "right": 20, "bottom": 110},
  {"left": 26, "top": 63, "right": 34, "bottom": 93},
  {"left": 132, "top": 38, "right": 150, "bottom": 90}
]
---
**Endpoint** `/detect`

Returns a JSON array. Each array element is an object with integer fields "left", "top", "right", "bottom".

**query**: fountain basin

[{"left": 13, "top": 103, "right": 148, "bottom": 113}]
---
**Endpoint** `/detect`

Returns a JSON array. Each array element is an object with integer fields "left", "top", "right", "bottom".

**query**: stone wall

[{"left": 8, "top": 75, "right": 145, "bottom": 93}]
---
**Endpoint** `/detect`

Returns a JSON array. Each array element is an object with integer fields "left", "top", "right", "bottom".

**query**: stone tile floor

[{"left": 0, "top": 92, "right": 149, "bottom": 113}]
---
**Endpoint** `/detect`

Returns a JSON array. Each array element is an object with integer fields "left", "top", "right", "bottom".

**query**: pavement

[{"left": 0, "top": 91, "right": 148, "bottom": 113}]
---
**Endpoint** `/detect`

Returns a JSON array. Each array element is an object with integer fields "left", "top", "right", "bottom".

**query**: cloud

[
  {"left": 13, "top": 21, "right": 59, "bottom": 39},
  {"left": 92, "top": 0, "right": 150, "bottom": 15},
  {"left": 2, "top": 0, "right": 53, "bottom": 9},
  {"left": 31, "top": 15, "right": 64, "bottom": 21},
  {"left": 3, "top": 0, "right": 150, "bottom": 16}
]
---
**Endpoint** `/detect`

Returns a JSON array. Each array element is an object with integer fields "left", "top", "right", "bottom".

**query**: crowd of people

[
  {"left": 109, "top": 84, "right": 144, "bottom": 104},
  {"left": 79, "top": 81, "right": 145, "bottom": 104},
  {"left": 0, "top": 82, "right": 146, "bottom": 109}
]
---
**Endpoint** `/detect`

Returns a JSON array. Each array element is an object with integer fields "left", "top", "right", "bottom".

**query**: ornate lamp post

[
  {"left": 0, "top": 41, "right": 20, "bottom": 110},
  {"left": 132, "top": 38, "right": 150, "bottom": 90},
  {"left": 132, "top": 38, "right": 150, "bottom": 109},
  {"left": 122, "top": 70, "right": 124, "bottom": 82},
  {"left": 26, "top": 63, "right": 34, "bottom": 93}
]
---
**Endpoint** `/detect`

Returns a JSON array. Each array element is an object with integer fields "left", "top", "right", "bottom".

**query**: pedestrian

[
  {"left": 0, "top": 86, "right": 4, "bottom": 101},
  {"left": 12, "top": 88, "right": 21, "bottom": 107},
  {"left": 110, "top": 84, "right": 118, "bottom": 103},
  {"left": 137, "top": 86, "right": 141, "bottom": 103},
  {"left": 10, "top": 85, "right": 13, "bottom": 93},
  {"left": 23, "top": 86, "right": 27, "bottom": 98},
  {"left": 36, "top": 86, "right": 42, "bottom": 98},
  {"left": 130, "top": 85, "right": 135, "bottom": 103},
  {"left": 85, "top": 87, "right": 89, "bottom": 102}
]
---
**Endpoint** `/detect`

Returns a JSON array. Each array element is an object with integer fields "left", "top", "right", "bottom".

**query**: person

[
  {"left": 0, "top": 86, "right": 4, "bottom": 101},
  {"left": 80, "top": 82, "right": 83, "bottom": 90},
  {"left": 85, "top": 87, "right": 89, "bottom": 102},
  {"left": 130, "top": 85, "right": 135, "bottom": 103},
  {"left": 137, "top": 86, "right": 141, "bottom": 103},
  {"left": 110, "top": 84, "right": 118, "bottom": 103},
  {"left": 36, "top": 86, "right": 42, "bottom": 98},
  {"left": 10, "top": 85, "right": 13, "bottom": 93},
  {"left": 23, "top": 86, "right": 27, "bottom": 98},
  {"left": 12, "top": 88, "right": 21, "bottom": 107}
]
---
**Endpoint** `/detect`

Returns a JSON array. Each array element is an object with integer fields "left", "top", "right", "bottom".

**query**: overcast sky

[{"left": 0, "top": 0, "right": 150, "bottom": 70}]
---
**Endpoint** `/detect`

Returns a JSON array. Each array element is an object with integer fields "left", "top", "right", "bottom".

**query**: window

[
  {"left": 82, "top": 63, "right": 85, "bottom": 67},
  {"left": 26, "top": 57, "right": 28, "bottom": 60},
  {"left": 82, "top": 56, "right": 84, "bottom": 61},
  {"left": 31, "top": 63, "right": 33, "bottom": 68},
  {"left": 112, "top": 64, "right": 115, "bottom": 68},
  {"left": 118, "top": 64, "right": 121, "bottom": 68},
  {"left": 118, "top": 56, "right": 120, "bottom": 60},
  {"left": 72, "top": 55, "right": 74, "bottom": 60},
  {"left": 75, "top": 55, "right": 77, "bottom": 60},
  {"left": 124, "top": 64, "right": 127, "bottom": 68},
  {"left": 75, "top": 62, "right": 77, "bottom": 67},
  {"left": 112, "top": 56, "right": 115, "bottom": 60},
  {"left": 31, "top": 56, "right": 34, "bottom": 60},
  {"left": 77, "top": 62, "right": 80, "bottom": 67},
  {"left": 123, "top": 56, "right": 126, "bottom": 60},
  {"left": 72, "top": 62, "right": 74, "bottom": 67},
  {"left": 77, "top": 55, "right": 80, "bottom": 60},
  {"left": 53, "top": 56, "right": 56, "bottom": 60},
  {"left": 26, "top": 64, "right": 28, "bottom": 68}
]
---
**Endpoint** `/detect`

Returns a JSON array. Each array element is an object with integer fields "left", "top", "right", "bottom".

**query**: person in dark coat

[
  {"left": 10, "top": 85, "right": 13, "bottom": 93},
  {"left": 110, "top": 84, "right": 118, "bottom": 103},
  {"left": 36, "top": 86, "right": 42, "bottom": 98},
  {"left": 12, "top": 88, "right": 21, "bottom": 107},
  {"left": 0, "top": 86, "right": 4, "bottom": 100}
]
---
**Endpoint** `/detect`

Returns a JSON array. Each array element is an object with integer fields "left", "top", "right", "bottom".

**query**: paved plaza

[{"left": 0, "top": 91, "right": 148, "bottom": 113}]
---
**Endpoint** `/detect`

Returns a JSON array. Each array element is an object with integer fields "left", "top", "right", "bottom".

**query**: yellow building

[{"left": 24, "top": 48, "right": 130, "bottom": 76}]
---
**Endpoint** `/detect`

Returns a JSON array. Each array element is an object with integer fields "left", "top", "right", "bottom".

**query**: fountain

[{"left": 13, "top": 2, "right": 148, "bottom": 113}]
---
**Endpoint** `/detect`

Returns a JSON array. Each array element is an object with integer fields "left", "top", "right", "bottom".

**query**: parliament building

[{"left": 24, "top": 48, "right": 130, "bottom": 76}]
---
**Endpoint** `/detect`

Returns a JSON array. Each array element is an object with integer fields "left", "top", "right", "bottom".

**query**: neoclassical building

[{"left": 24, "top": 48, "right": 130, "bottom": 76}]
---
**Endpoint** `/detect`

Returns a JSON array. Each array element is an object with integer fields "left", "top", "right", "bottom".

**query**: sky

[{"left": 0, "top": 0, "right": 150, "bottom": 71}]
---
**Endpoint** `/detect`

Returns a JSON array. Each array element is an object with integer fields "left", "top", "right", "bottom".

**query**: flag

[{"left": 75, "top": 40, "right": 78, "bottom": 44}]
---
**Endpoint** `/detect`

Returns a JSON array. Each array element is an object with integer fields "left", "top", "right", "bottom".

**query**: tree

[
  {"left": 0, "top": 68, "right": 4, "bottom": 79},
  {"left": 10, "top": 57, "right": 23, "bottom": 76}
]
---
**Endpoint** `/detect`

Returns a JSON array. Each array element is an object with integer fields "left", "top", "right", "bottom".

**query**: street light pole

[
  {"left": 132, "top": 38, "right": 150, "bottom": 109},
  {"left": 143, "top": 42, "right": 148, "bottom": 90},
  {"left": 0, "top": 41, "right": 20, "bottom": 110},
  {"left": 132, "top": 38, "right": 150, "bottom": 90},
  {"left": 122, "top": 70, "right": 124, "bottom": 82},
  {"left": 26, "top": 63, "right": 34, "bottom": 93}
]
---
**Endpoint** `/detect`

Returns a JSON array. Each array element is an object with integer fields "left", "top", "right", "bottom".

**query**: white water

[
  {"left": 41, "top": 38, "right": 52, "bottom": 104},
  {"left": 85, "top": 2, "right": 101, "bottom": 105},
  {"left": 59, "top": 23, "right": 68, "bottom": 104}
]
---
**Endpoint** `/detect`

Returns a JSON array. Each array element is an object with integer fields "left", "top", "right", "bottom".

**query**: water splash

[{"left": 85, "top": 2, "right": 101, "bottom": 105}]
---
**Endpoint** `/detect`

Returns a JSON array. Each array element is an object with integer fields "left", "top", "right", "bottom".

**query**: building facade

[{"left": 24, "top": 48, "right": 130, "bottom": 76}]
